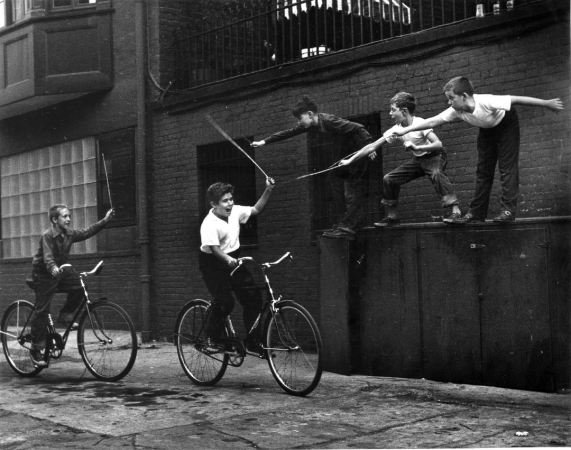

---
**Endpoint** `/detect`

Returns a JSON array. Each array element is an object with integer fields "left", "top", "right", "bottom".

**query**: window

[
  {"left": 1, "top": 138, "right": 98, "bottom": 258},
  {"left": 197, "top": 139, "right": 258, "bottom": 246},
  {"left": 53, "top": 0, "right": 97, "bottom": 8},
  {"left": 0, "top": 132, "right": 136, "bottom": 259},
  {"left": 0, "top": 0, "right": 98, "bottom": 28},
  {"left": 309, "top": 113, "right": 382, "bottom": 235},
  {"left": 97, "top": 129, "right": 137, "bottom": 227}
]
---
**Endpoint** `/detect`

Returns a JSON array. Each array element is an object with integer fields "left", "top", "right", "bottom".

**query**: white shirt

[
  {"left": 437, "top": 94, "right": 512, "bottom": 128},
  {"left": 384, "top": 116, "right": 434, "bottom": 157},
  {"left": 200, "top": 205, "right": 252, "bottom": 254}
]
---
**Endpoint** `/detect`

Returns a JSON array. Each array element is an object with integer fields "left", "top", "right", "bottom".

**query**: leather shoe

[
  {"left": 30, "top": 349, "right": 48, "bottom": 367},
  {"left": 445, "top": 212, "right": 485, "bottom": 225},
  {"left": 493, "top": 211, "right": 515, "bottom": 222},
  {"left": 374, "top": 216, "right": 400, "bottom": 227}
]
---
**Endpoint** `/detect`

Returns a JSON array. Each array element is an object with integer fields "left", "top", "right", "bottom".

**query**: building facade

[{"left": 0, "top": 0, "right": 569, "bottom": 389}]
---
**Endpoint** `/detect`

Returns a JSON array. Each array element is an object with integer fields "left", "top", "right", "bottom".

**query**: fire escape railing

[{"left": 173, "top": 0, "right": 540, "bottom": 91}]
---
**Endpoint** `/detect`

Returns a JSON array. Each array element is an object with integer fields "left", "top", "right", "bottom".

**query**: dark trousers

[
  {"left": 199, "top": 251, "right": 263, "bottom": 343},
  {"left": 469, "top": 108, "right": 520, "bottom": 218},
  {"left": 30, "top": 269, "right": 84, "bottom": 350},
  {"left": 327, "top": 156, "right": 369, "bottom": 230},
  {"left": 381, "top": 153, "right": 459, "bottom": 208}
]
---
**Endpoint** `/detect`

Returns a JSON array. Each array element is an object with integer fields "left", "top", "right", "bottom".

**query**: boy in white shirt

[
  {"left": 199, "top": 178, "right": 274, "bottom": 355},
  {"left": 393, "top": 76, "right": 564, "bottom": 224},
  {"left": 339, "top": 92, "right": 461, "bottom": 226}
]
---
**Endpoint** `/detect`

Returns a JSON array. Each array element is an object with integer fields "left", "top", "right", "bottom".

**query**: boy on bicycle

[
  {"left": 29, "top": 204, "right": 114, "bottom": 367},
  {"left": 199, "top": 178, "right": 274, "bottom": 356}
]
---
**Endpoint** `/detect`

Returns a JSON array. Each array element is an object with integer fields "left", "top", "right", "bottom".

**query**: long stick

[
  {"left": 101, "top": 153, "right": 113, "bottom": 210},
  {"left": 294, "top": 148, "right": 364, "bottom": 180},
  {"left": 205, "top": 114, "right": 270, "bottom": 179}
]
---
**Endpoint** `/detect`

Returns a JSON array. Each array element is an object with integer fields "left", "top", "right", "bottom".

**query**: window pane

[
  {"left": 53, "top": 0, "right": 72, "bottom": 7},
  {"left": 0, "top": 138, "right": 98, "bottom": 258},
  {"left": 0, "top": 1, "right": 5, "bottom": 28},
  {"left": 10, "top": 0, "right": 26, "bottom": 23}
]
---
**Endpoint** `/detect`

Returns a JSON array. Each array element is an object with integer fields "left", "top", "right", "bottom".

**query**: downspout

[{"left": 135, "top": 0, "right": 151, "bottom": 342}]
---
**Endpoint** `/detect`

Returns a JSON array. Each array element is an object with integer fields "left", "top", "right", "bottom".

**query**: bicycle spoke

[
  {"left": 266, "top": 302, "right": 323, "bottom": 396},
  {"left": 78, "top": 301, "right": 137, "bottom": 381},
  {"left": 1, "top": 301, "right": 43, "bottom": 377},
  {"left": 174, "top": 300, "right": 228, "bottom": 386}
]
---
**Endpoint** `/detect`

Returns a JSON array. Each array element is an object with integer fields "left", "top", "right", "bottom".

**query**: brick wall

[{"left": 148, "top": 1, "right": 570, "bottom": 338}]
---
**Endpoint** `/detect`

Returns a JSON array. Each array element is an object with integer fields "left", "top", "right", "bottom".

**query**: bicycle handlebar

[
  {"left": 59, "top": 261, "right": 104, "bottom": 278},
  {"left": 230, "top": 252, "right": 292, "bottom": 277}
]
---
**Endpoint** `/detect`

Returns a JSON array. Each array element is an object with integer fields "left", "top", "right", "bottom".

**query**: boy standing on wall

[
  {"left": 251, "top": 96, "right": 373, "bottom": 239},
  {"left": 340, "top": 92, "right": 462, "bottom": 225},
  {"left": 30, "top": 205, "right": 114, "bottom": 367},
  {"left": 393, "top": 76, "right": 564, "bottom": 224}
]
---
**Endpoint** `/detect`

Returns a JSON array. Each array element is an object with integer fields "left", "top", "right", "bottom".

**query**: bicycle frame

[
  {"left": 0, "top": 261, "right": 108, "bottom": 359},
  {"left": 204, "top": 252, "right": 293, "bottom": 357}
]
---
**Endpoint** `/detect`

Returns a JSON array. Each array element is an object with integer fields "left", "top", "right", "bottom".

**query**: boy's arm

[
  {"left": 70, "top": 209, "right": 114, "bottom": 243},
  {"left": 209, "top": 245, "right": 238, "bottom": 268},
  {"left": 41, "top": 234, "right": 60, "bottom": 277},
  {"left": 405, "top": 131, "right": 443, "bottom": 153},
  {"left": 394, "top": 116, "right": 447, "bottom": 136},
  {"left": 339, "top": 137, "right": 388, "bottom": 166},
  {"left": 251, "top": 126, "right": 307, "bottom": 147},
  {"left": 510, "top": 96, "right": 564, "bottom": 112},
  {"left": 251, "top": 178, "right": 275, "bottom": 216}
]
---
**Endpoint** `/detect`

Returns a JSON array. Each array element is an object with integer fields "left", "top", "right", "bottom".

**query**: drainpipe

[{"left": 135, "top": 0, "right": 151, "bottom": 342}]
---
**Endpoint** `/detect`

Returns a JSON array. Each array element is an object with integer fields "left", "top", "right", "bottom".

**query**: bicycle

[
  {"left": 174, "top": 252, "right": 323, "bottom": 396},
  {"left": 0, "top": 261, "right": 138, "bottom": 382}
]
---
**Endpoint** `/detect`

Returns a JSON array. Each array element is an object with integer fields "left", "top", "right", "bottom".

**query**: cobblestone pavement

[{"left": 1, "top": 341, "right": 569, "bottom": 449}]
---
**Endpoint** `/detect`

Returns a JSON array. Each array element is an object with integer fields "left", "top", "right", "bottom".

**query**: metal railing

[{"left": 173, "top": 0, "right": 540, "bottom": 90}]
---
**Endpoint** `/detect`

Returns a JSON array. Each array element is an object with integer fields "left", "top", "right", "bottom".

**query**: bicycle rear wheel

[
  {"left": 1, "top": 300, "right": 43, "bottom": 377},
  {"left": 265, "top": 301, "right": 323, "bottom": 396},
  {"left": 174, "top": 299, "right": 228, "bottom": 386},
  {"left": 77, "top": 300, "right": 138, "bottom": 382}
]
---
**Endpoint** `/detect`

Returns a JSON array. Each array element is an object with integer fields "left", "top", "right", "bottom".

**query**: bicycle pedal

[{"left": 245, "top": 349, "right": 269, "bottom": 359}]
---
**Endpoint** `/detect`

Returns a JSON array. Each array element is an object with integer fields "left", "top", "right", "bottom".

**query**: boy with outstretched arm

[
  {"left": 251, "top": 95, "right": 373, "bottom": 240},
  {"left": 199, "top": 178, "right": 274, "bottom": 357},
  {"left": 340, "top": 92, "right": 462, "bottom": 226},
  {"left": 392, "top": 76, "right": 564, "bottom": 224},
  {"left": 29, "top": 205, "right": 114, "bottom": 367}
]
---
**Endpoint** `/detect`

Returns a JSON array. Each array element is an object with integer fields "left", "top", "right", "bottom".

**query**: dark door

[
  {"left": 420, "top": 227, "right": 552, "bottom": 391},
  {"left": 420, "top": 230, "right": 483, "bottom": 384},
  {"left": 479, "top": 228, "right": 553, "bottom": 391},
  {"left": 360, "top": 232, "right": 422, "bottom": 378}
]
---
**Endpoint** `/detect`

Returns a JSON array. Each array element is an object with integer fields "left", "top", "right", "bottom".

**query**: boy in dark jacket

[{"left": 251, "top": 96, "right": 373, "bottom": 239}]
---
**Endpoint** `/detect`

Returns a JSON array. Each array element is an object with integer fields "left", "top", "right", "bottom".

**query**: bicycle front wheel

[
  {"left": 174, "top": 299, "right": 228, "bottom": 386},
  {"left": 77, "top": 300, "right": 138, "bottom": 382},
  {"left": 1, "top": 300, "right": 43, "bottom": 377},
  {"left": 265, "top": 301, "right": 323, "bottom": 396}
]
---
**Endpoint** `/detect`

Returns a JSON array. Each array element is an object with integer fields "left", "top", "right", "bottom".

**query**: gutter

[{"left": 135, "top": 0, "right": 151, "bottom": 342}]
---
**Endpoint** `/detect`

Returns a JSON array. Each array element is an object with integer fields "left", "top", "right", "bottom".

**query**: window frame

[
  {"left": 197, "top": 138, "right": 259, "bottom": 248},
  {"left": 96, "top": 128, "right": 137, "bottom": 228},
  {"left": 0, "top": 137, "right": 100, "bottom": 259},
  {"left": 0, "top": 0, "right": 99, "bottom": 29}
]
